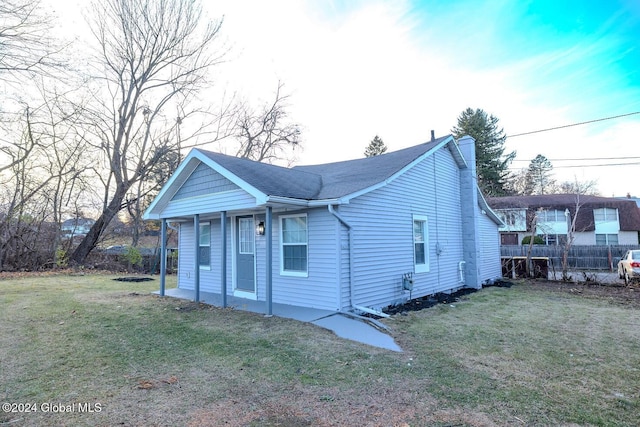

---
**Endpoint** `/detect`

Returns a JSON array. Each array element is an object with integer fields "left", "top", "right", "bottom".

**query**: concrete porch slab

[{"left": 156, "top": 288, "right": 402, "bottom": 352}]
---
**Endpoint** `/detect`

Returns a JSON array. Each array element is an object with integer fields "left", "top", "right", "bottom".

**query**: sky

[{"left": 49, "top": 0, "right": 640, "bottom": 198}]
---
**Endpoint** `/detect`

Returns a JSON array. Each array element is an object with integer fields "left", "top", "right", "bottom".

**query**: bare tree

[
  {"left": 558, "top": 179, "right": 599, "bottom": 195},
  {"left": 560, "top": 179, "right": 598, "bottom": 281},
  {"left": 70, "top": 0, "right": 224, "bottom": 264},
  {"left": 234, "top": 81, "right": 301, "bottom": 163},
  {"left": 0, "top": 0, "right": 64, "bottom": 82}
]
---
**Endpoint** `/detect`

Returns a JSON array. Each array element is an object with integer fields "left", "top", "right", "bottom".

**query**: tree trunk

[{"left": 70, "top": 186, "right": 127, "bottom": 264}]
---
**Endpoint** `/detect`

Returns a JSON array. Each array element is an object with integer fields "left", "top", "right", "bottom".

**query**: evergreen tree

[
  {"left": 451, "top": 108, "right": 515, "bottom": 196},
  {"left": 364, "top": 135, "right": 388, "bottom": 157},
  {"left": 524, "top": 154, "right": 555, "bottom": 195}
]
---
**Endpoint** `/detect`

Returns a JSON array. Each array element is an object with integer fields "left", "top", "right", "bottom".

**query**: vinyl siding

[
  {"left": 178, "top": 217, "right": 233, "bottom": 294},
  {"left": 478, "top": 210, "right": 502, "bottom": 283},
  {"left": 174, "top": 163, "right": 238, "bottom": 199},
  {"left": 163, "top": 190, "right": 257, "bottom": 218},
  {"left": 339, "top": 149, "right": 466, "bottom": 310},
  {"left": 178, "top": 208, "right": 341, "bottom": 310},
  {"left": 269, "top": 208, "right": 340, "bottom": 310}
]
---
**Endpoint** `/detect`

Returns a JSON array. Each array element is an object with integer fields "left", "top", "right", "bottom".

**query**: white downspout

[{"left": 328, "top": 205, "right": 390, "bottom": 318}]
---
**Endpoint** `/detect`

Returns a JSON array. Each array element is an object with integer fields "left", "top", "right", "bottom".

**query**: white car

[{"left": 617, "top": 250, "right": 640, "bottom": 285}]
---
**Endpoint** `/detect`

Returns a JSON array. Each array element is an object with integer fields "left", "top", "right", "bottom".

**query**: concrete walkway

[{"left": 157, "top": 288, "right": 402, "bottom": 352}]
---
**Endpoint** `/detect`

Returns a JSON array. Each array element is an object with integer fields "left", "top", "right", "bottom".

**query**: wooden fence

[{"left": 500, "top": 245, "right": 637, "bottom": 271}]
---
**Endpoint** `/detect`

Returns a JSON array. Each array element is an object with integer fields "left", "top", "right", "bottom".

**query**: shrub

[
  {"left": 124, "top": 246, "right": 143, "bottom": 268},
  {"left": 522, "top": 235, "right": 545, "bottom": 245}
]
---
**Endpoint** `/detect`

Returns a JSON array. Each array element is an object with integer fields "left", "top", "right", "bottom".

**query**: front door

[{"left": 236, "top": 216, "right": 255, "bottom": 293}]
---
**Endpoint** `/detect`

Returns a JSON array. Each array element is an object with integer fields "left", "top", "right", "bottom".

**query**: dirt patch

[
  {"left": 113, "top": 276, "right": 155, "bottom": 282},
  {"left": 523, "top": 278, "right": 640, "bottom": 308}
]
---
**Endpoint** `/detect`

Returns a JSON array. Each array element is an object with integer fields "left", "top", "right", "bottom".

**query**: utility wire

[
  {"left": 512, "top": 156, "right": 640, "bottom": 162},
  {"left": 506, "top": 111, "right": 640, "bottom": 138},
  {"left": 509, "top": 162, "right": 640, "bottom": 169}
]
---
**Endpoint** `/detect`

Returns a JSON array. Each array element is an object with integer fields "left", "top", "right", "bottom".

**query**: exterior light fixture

[{"left": 256, "top": 221, "right": 265, "bottom": 236}]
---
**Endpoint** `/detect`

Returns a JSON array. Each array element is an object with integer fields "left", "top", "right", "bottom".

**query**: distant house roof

[
  {"left": 197, "top": 136, "right": 450, "bottom": 201},
  {"left": 61, "top": 218, "right": 95, "bottom": 228},
  {"left": 488, "top": 194, "right": 640, "bottom": 232}
]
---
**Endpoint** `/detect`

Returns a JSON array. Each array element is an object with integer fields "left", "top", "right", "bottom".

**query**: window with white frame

[
  {"left": 199, "top": 222, "right": 211, "bottom": 268},
  {"left": 596, "top": 233, "right": 618, "bottom": 245},
  {"left": 281, "top": 214, "right": 308, "bottom": 276},
  {"left": 413, "top": 215, "right": 429, "bottom": 273},
  {"left": 540, "top": 209, "right": 565, "bottom": 222},
  {"left": 238, "top": 218, "right": 254, "bottom": 254},
  {"left": 594, "top": 208, "right": 617, "bottom": 222}
]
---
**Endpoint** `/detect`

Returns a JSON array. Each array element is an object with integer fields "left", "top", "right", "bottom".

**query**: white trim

[
  {"left": 238, "top": 217, "right": 255, "bottom": 255},
  {"left": 144, "top": 149, "right": 268, "bottom": 220},
  {"left": 412, "top": 214, "right": 430, "bottom": 274},
  {"left": 280, "top": 213, "right": 309, "bottom": 277},
  {"left": 199, "top": 221, "right": 211, "bottom": 270}
]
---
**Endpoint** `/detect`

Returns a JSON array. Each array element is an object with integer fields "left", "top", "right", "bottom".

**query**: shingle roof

[
  {"left": 196, "top": 136, "right": 448, "bottom": 200},
  {"left": 198, "top": 150, "right": 323, "bottom": 199},
  {"left": 488, "top": 194, "right": 640, "bottom": 231}
]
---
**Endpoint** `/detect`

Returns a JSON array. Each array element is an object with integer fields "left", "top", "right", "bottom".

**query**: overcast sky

[{"left": 51, "top": 0, "right": 640, "bottom": 197}]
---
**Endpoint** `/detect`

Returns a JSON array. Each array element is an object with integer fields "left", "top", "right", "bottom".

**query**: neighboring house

[
  {"left": 488, "top": 194, "right": 640, "bottom": 246},
  {"left": 144, "top": 135, "right": 503, "bottom": 314},
  {"left": 617, "top": 194, "right": 640, "bottom": 209},
  {"left": 61, "top": 218, "right": 95, "bottom": 238}
]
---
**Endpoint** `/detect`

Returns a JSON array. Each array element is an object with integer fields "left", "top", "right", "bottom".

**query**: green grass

[{"left": 1, "top": 274, "right": 639, "bottom": 426}]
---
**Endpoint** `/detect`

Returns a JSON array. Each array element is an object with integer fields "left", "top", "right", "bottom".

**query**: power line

[
  {"left": 509, "top": 161, "right": 640, "bottom": 169},
  {"left": 512, "top": 156, "right": 640, "bottom": 162},
  {"left": 506, "top": 111, "right": 640, "bottom": 138}
]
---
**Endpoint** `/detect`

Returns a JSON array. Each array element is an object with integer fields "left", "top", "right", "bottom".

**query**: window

[
  {"left": 199, "top": 222, "right": 211, "bottom": 268},
  {"left": 594, "top": 208, "right": 617, "bottom": 222},
  {"left": 540, "top": 209, "right": 565, "bottom": 222},
  {"left": 596, "top": 233, "right": 618, "bottom": 245},
  {"left": 544, "top": 234, "right": 567, "bottom": 246},
  {"left": 281, "top": 214, "right": 308, "bottom": 276},
  {"left": 413, "top": 215, "right": 429, "bottom": 273},
  {"left": 238, "top": 218, "right": 254, "bottom": 254}
]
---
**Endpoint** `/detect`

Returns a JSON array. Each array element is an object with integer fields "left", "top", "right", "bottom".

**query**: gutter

[{"left": 327, "top": 205, "right": 389, "bottom": 318}]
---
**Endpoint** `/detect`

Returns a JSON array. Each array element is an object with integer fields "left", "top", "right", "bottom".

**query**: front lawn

[{"left": 1, "top": 274, "right": 638, "bottom": 426}]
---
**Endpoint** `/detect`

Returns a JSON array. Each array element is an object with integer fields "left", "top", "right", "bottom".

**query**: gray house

[{"left": 144, "top": 135, "right": 503, "bottom": 315}]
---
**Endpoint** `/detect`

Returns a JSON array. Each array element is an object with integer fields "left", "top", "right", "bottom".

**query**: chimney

[
  {"left": 430, "top": 130, "right": 435, "bottom": 142},
  {"left": 457, "top": 135, "right": 481, "bottom": 289}
]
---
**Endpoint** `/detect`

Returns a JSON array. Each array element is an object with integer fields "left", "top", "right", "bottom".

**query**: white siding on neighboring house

[
  {"left": 497, "top": 209, "right": 527, "bottom": 232},
  {"left": 339, "top": 148, "right": 466, "bottom": 310},
  {"left": 536, "top": 209, "right": 569, "bottom": 235},
  {"left": 618, "top": 231, "right": 639, "bottom": 245}
]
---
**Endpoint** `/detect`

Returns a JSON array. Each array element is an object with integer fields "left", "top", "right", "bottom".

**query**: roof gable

[
  {"left": 173, "top": 162, "right": 239, "bottom": 200},
  {"left": 144, "top": 134, "right": 477, "bottom": 219}
]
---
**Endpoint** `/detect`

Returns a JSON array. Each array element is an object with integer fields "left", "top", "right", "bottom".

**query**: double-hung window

[
  {"left": 199, "top": 222, "right": 211, "bottom": 269},
  {"left": 281, "top": 214, "right": 308, "bottom": 276},
  {"left": 413, "top": 215, "right": 429, "bottom": 273}
]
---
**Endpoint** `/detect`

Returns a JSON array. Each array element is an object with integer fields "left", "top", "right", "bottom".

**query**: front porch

[
  {"left": 157, "top": 288, "right": 402, "bottom": 352},
  {"left": 161, "top": 287, "right": 335, "bottom": 321}
]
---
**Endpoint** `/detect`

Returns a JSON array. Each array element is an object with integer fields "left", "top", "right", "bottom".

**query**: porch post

[
  {"left": 159, "top": 218, "right": 167, "bottom": 296},
  {"left": 221, "top": 211, "right": 227, "bottom": 307},
  {"left": 265, "top": 206, "right": 273, "bottom": 316},
  {"left": 194, "top": 214, "right": 200, "bottom": 302}
]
